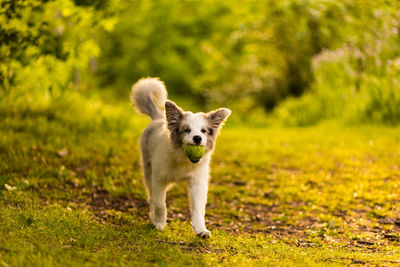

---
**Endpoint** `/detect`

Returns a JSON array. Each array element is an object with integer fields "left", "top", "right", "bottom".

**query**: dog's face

[{"left": 165, "top": 100, "right": 231, "bottom": 153}]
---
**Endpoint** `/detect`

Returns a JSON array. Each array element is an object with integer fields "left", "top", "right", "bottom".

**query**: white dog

[{"left": 130, "top": 78, "right": 231, "bottom": 238}]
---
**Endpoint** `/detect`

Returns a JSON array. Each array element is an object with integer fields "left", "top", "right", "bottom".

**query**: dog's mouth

[
  {"left": 188, "top": 143, "right": 205, "bottom": 147},
  {"left": 190, "top": 159, "right": 200, "bottom": 163}
]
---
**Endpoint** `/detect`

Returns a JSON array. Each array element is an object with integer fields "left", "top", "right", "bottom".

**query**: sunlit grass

[{"left": 0, "top": 94, "right": 399, "bottom": 266}]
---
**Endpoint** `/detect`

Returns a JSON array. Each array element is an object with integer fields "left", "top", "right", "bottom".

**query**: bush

[
  {"left": 2, "top": 0, "right": 400, "bottom": 125},
  {"left": 0, "top": 0, "right": 116, "bottom": 98},
  {"left": 275, "top": 1, "right": 400, "bottom": 126},
  {"left": 97, "top": 0, "right": 348, "bottom": 110}
]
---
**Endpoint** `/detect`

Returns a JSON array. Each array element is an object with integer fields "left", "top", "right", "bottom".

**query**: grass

[{"left": 1, "top": 93, "right": 400, "bottom": 266}]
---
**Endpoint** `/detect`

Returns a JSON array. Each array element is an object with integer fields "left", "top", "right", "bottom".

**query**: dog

[{"left": 130, "top": 78, "right": 231, "bottom": 238}]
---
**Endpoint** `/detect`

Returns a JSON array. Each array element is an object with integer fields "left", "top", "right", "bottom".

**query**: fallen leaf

[
  {"left": 4, "top": 184, "right": 17, "bottom": 191},
  {"left": 57, "top": 148, "right": 68, "bottom": 157}
]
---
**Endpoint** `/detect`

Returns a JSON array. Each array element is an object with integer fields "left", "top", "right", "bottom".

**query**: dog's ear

[
  {"left": 206, "top": 108, "right": 231, "bottom": 129},
  {"left": 165, "top": 100, "right": 184, "bottom": 134}
]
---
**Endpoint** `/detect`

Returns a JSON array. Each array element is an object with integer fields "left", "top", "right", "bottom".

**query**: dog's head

[{"left": 165, "top": 100, "right": 231, "bottom": 154}]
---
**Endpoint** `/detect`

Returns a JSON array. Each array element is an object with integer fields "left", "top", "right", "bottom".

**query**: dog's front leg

[{"left": 189, "top": 176, "right": 210, "bottom": 238}]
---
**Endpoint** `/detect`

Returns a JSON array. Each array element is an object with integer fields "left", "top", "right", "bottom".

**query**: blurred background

[{"left": 1, "top": 0, "right": 400, "bottom": 126}]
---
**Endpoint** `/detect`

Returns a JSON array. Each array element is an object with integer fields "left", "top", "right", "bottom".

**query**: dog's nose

[{"left": 193, "top": 135, "right": 202, "bottom": 145}]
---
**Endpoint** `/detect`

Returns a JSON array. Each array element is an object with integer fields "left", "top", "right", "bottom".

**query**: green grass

[{"left": 1, "top": 94, "right": 400, "bottom": 266}]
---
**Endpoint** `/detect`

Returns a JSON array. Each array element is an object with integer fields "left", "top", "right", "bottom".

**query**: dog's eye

[
  {"left": 184, "top": 128, "right": 191, "bottom": 133},
  {"left": 201, "top": 129, "right": 206, "bottom": 133}
]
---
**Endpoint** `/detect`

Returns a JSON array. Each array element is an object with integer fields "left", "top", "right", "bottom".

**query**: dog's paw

[
  {"left": 196, "top": 230, "right": 211, "bottom": 239},
  {"left": 153, "top": 221, "right": 166, "bottom": 230}
]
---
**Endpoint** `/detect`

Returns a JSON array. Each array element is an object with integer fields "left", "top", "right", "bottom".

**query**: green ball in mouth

[{"left": 184, "top": 144, "right": 205, "bottom": 163}]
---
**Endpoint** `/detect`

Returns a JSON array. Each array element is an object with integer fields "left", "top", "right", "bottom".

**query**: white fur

[
  {"left": 131, "top": 78, "right": 231, "bottom": 238},
  {"left": 181, "top": 113, "right": 208, "bottom": 147},
  {"left": 148, "top": 129, "right": 211, "bottom": 236},
  {"left": 130, "top": 78, "right": 167, "bottom": 119}
]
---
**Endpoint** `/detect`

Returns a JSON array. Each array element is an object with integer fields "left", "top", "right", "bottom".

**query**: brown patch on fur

[
  {"left": 205, "top": 108, "right": 231, "bottom": 151},
  {"left": 165, "top": 100, "right": 184, "bottom": 148},
  {"left": 206, "top": 108, "right": 231, "bottom": 129},
  {"left": 206, "top": 129, "right": 217, "bottom": 151}
]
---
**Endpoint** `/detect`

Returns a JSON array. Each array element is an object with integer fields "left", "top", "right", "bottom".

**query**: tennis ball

[{"left": 184, "top": 144, "right": 205, "bottom": 163}]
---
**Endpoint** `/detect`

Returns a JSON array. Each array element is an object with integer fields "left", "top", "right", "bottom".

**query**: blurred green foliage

[
  {"left": 1, "top": 0, "right": 400, "bottom": 124},
  {"left": 276, "top": 1, "right": 400, "bottom": 125},
  {"left": 0, "top": 0, "right": 117, "bottom": 98},
  {"left": 97, "top": 0, "right": 347, "bottom": 110}
]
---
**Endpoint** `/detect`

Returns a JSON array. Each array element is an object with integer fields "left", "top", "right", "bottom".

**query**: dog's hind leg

[
  {"left": 150, "top": 180, "right": 168, "bottom": 230},
  {"left": 142, "top": 159, "right": 152, "bottom": 201},
  {"left": 140, "top": 126, "right": 154, "bottom": 201}
]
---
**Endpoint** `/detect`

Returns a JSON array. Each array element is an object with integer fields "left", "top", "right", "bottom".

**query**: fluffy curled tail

[{"left": 130, "top": 77, "right": 168, "bottom": 120}]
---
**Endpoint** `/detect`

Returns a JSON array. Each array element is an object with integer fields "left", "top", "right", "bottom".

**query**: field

[
  {"left": 3, "top": 1, "right": 400, "bottom": 265},
  {"left": 1, "top": 98, "right": 399, "bottom": 266}
]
